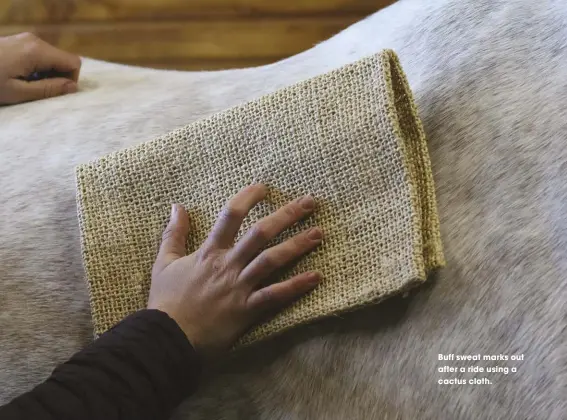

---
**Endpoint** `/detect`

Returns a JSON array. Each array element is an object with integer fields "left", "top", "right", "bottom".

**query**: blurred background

[{"left": 0, "top": 0, "right": 395, "bottom": 70}]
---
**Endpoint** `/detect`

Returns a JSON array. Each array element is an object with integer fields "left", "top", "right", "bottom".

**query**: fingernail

[
  {"left": 299, "top": 195, "right": 315, "bottom": 210},
  {"left": 171, "top": 204, "right": 177, "bottom": 217},
  {"left": 307, "top": 227, "right": 322, "bottom": 241},
  {"left": 63, "top": 81, "right": 77, "bottom": 94},
  {"left": 307, "top": 272, "right": 321, "bottom": 285}
]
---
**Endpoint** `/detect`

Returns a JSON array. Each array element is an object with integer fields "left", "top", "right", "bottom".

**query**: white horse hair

[{"left": 0, "top": 0, "right": 565, "bottom": 418}]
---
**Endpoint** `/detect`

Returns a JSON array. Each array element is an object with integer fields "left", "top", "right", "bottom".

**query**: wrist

[{"left": 147, "top": 305, "right": 207, "bottom": 357}]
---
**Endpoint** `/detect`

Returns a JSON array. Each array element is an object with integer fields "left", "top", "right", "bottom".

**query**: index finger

[
  {"left": 32, "top": 38, "right": 82, "bottom": 82},
  {"left": 203, "top": 184, "right": 268, "bottom": 249}
]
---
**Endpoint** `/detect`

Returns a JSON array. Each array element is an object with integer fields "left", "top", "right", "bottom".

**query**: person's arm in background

[
  {"left": 0, "top": 184, "right": 323, "bottom": 420},
  {"left": 0, "top": 32, "right": 81, "bottom": 105}
]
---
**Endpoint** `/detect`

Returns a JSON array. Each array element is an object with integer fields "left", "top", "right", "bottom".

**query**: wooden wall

[{"left": 0, "top": 0, "right": 396, "bottom": 70}]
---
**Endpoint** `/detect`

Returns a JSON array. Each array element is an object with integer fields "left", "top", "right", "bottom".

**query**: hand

[
  {"left": 0, "top": 32, "right": 81, "bottom": 105},
  {"left": 148, "top": 184, "right": 324, "bottom": 357}
]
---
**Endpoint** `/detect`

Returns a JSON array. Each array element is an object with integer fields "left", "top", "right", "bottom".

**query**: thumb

[
  {"left": 7, "top": 77, "right": 77, "bottom": 104},
  {"left": 156, "top": 204, "right": 190, "bottom": 269}
]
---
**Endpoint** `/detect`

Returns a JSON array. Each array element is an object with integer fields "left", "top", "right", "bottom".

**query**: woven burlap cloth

[{"left": 75, "top": 50, "right": 444, "bottom": 347}]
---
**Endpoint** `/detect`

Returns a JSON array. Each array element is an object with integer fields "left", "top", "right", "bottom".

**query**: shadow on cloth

[{"left": 220, "top": 270, "right": 440, "bottom": 372}]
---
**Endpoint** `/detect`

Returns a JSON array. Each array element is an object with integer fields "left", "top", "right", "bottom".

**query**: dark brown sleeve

[{"left": 0, "top": 309, "right": 201, "bottom": 420}]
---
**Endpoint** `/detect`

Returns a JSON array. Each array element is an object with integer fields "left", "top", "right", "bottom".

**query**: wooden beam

[
  {"left": 0, "top": 0, "right": 396, "bottom": 23},
  {"left": 120, "top": 57, "right": 284, "bottom": 71},
  {"left": 0, "top": 17, "right": 360, "bottom": 62}
]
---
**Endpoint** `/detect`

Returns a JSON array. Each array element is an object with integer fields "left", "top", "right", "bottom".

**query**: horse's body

[{"left": 1, "top": 0, "right": 565, "bottom": 418}]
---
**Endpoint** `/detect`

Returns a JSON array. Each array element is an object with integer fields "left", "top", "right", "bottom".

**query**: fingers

[
  {"left": 204, "top": 184, "right": 267, "bottom": 249},
  {"left": 246, "top": 271, "right": 321, "bottom": 313},
  {"left": 238, "top": 227, "right": 323, "bottom": 287},
  {"left": 154, "top": 204, "right": 190, "bottom": 272},
  {"left": 3, "top": 78, "right": 77, "bottom": 105},
  {"left": 26, "top": 35, "right": 82, "bottom": 82},
  {"left": 228, "top": 194, "right": 316, "bottom": 264}
]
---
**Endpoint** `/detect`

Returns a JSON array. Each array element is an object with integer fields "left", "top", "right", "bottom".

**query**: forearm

[{"left": 0, "top": 309, "right": 201, "bottom": 420}]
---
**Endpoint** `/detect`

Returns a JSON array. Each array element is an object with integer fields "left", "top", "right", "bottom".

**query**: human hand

[
  {"left": 148, "top": 184, "right": 323, "bottom": 357},
  {"left": 0, "top": 32, "right": 81, "bottom": 105}
]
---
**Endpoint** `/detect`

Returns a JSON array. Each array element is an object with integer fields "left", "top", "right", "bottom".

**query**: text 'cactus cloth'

[{"left": 75, "top": 50, "right": 444, "bottom": 346}]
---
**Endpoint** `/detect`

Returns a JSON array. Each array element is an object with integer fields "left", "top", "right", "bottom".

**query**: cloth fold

[{"left": 75, "top": 50, "right": 444, "bottom": 347}]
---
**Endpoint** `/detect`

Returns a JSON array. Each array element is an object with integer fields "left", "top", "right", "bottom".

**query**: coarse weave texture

[{"left": 75, "top": 50, "right": 444, "bottom": 346}]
